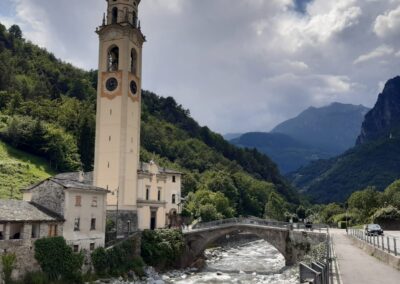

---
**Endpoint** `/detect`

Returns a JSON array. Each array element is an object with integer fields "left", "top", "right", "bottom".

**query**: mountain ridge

[
  {"left": 230, "top": 102, "right": 369, "bottom": 173},
  {"left": 288, "top": 76, "right": 400, "bottom": 203}
]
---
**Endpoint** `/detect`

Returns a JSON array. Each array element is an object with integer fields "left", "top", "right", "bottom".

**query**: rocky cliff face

[{"left": 357, "top": 76, "right": 400, "bottom": 145}]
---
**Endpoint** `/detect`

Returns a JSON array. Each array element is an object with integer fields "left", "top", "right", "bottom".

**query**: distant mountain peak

[
  {"left": 272, "top": 102, "right": 370, "bottom": 153},
  {"left": 356, "top": 76, "right": 400, "bottom": 145}
]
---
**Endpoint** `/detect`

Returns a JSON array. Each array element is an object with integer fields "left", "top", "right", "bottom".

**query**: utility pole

[{"left": 115, "top": 187, "right": 119, "bottom": 239}]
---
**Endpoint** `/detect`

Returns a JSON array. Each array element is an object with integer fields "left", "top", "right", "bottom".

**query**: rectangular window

[
  {"left": 172, "top": 194, "right": 176, "bottom": 204},
  {"left": 90, "top": 243, "right": 95, "bottom": 251},
  {"left": 32, "top": 223, "right": 40, "bottom": 239},
  {"left": 75, "top": 195, "right": 81, "bottom": 207},
  {"left": 90, "top": 218, "right": 96, "bottom": 231},
  {"left": 48, "top": 224, "right": 58, "bottom": 237},
  {"left": 146, "top": 188, "right": 150, "bottom": 200},
  {"left": 74, "top": 218, "right": 80, "bottom": 231},
  {"left": 73, "top": 245, "right": 79, "bottom": 252},
  {"left": 91, "top": 196, "right": 98, "bottom": 207},
  {"left": 158, "top": 190, "right": 161, "bottom": 201},
  {"left": 172, "top": 176, "right": 176, "bottom": 183}
]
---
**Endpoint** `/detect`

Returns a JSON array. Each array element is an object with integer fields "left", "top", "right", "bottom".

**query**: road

[{"left": 330, "top": 228, "right": 400, "bottom": 284}]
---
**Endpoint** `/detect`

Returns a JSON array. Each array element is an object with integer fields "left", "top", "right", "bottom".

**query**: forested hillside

[{"left": 0, "top": 23, "right": 298, "bottom": 219}]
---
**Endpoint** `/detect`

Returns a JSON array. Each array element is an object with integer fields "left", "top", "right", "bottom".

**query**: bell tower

[{"left": 94, "top": 0, "right": 145, "bottom": 229}]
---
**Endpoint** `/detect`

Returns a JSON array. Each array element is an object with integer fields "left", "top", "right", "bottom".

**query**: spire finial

[{"left": 102, "top": 13, "right": 106, "bottom": 26}]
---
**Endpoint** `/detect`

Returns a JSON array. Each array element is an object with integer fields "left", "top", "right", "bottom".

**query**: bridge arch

[
  {"left": 185, "top": 225, "right": 290, "bottom": 264},
  {"left": 183, "top": 219, "right": 328, "bottom": 267}
]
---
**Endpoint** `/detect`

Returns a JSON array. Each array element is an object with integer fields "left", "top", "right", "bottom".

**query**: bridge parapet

[
  {"left": 187, "top": 217, "right": 329, "bottom": 233},
  {"left": 181, "top": 217, "right": 329, "bottom": 267}
]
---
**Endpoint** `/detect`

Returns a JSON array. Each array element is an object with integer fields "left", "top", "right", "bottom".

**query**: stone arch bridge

[{"left": 182, "top": 218, "right": 328, "bottom": 266}]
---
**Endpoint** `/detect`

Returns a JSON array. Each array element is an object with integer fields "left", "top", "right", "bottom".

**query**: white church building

[{"left": 23, "top": 0, "right": 182, "bottom": 237}]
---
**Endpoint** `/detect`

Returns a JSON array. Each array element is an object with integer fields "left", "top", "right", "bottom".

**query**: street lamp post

[{"left": 114, "top": 187, "right": 119, "bottom": 239}]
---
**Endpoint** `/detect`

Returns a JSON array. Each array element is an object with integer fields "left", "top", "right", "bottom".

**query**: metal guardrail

[
  {"left": 300, "top": 231, "right": 331, "bottom": 284},
  {"left": 190, "top": 217, "right": 329, "bottom": 232},
  {"left": 348, "top": 228, "right": 399, "bottom": 256}
]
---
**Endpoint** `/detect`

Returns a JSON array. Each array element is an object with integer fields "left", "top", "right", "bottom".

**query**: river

[{"left": 163, "top": 239, "right": 299, "bottom": 284}]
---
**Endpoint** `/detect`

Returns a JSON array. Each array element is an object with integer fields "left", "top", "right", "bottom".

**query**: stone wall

[
  {"left": 28, "top": 180, "right": 65, "bottom": 217},
  {"left": 107, "top": 210, "right": 138, "bottom": 236},
  {"left": 0, "top": 239, "right": 40, "bottom": 281}
]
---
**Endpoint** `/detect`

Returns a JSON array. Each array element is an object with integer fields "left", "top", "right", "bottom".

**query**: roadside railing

[
  {"left": 188, "top": 217, "right": 329, "bottom": 233},
  {"left": 299, "top": 231, "right": 331, "bottom": 284},
  {"left": 348, "top": 228, "right": 399, "bottom": 256}
]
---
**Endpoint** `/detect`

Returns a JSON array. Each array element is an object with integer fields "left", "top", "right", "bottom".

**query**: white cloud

[
  {"left": 0, "top": 0, "right": 399, "bottom": 133},
  {"left": 374, "top": 5, "right": 400, "bottom": 38},
  {"left": 354, "top": 45, "right": 395, "bottom": 64}
]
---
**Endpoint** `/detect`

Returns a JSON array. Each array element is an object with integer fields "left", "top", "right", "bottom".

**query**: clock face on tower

[
  {"left": 106, "top": 77, "right": 118, "bottom": 92},
  {"left": 130, "top": 80, "right": 138, "bottom": 95}
]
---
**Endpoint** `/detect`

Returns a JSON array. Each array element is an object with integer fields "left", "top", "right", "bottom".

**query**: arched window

[
  {"left": 130, "top": 48, "right": 137, "bottom": 75},
  {"left": 112, "top": 7, "right": 118, "bottom": 24},
  {"left": 132, "top": 11, "right": 137, "bottom": 27},
  {"left": 108, "top": 46, "right": 119, "bottom": 71}
]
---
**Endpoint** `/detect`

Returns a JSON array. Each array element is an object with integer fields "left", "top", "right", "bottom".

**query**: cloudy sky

[{"left": 1, "top": 0, "right": 400, "bottom": 134}]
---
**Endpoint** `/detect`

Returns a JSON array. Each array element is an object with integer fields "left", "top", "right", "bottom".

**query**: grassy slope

[{"left": 0, "top": 140, "right": 55, "bottom": 199}]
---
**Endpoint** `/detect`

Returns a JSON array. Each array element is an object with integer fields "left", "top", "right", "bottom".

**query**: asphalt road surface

[{"left": 331, "top": 229, "right": 400, "bottom": 284}]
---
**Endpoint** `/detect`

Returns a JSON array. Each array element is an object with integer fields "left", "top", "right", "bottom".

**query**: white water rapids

[{"left": 164, "top": 240, "right": 299, "bottom": 284}]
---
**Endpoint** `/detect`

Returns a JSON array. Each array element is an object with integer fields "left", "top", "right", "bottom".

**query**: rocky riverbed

[{"left": 102, "top": 239, "right": 298, "bottom": 284}]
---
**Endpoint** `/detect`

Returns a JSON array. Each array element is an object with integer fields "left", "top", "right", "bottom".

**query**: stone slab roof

[
  {"left": 24, "top": 173, "right": 108, "bottom": 193},
  {"left": 0, "top": 200, "right": 60, "bottom": 222}
]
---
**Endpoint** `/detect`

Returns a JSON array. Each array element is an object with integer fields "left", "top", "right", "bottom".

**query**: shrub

[
  {"left": 22, "top": 271, "right": 48, "bottom": 284},
  {"left": 91, "top": 239, "right": 144, "bottom": 278},
  {"left": 91, "top": 247, "right": 108, "bottom": 277},
  {"left": 141, "top": 229, "right": 185, "bottom": 270},
  {"left": 1, "top": 253, "right": 16, "bottom": 284},
  {"left": 372, "top": 206, "right": 400, "bottom": 223},
  {"left": 34, "top": 237, "right": 83, "bottom": 283}
]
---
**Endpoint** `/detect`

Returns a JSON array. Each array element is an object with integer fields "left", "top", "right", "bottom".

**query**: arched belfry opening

[
  {"left": 112, "top": 7, "right": 118, "bottom": 24},
  {"left": 108, "top": 46, "right": 119, "bottom": 71},
  {"left": 131, "top": 48, "right": 137, "bottom": 75},
  {"left": 132, "top": 11, "right": 137, "bottom": 27}
]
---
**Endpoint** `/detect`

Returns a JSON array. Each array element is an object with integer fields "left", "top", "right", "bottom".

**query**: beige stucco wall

[
  {"left": 137, "top": 206, "right": 150, "bottom": 230},
  {"left": 137, "top": 162, "right": 182, "bottom": 230},
  {"left": 93, "top": 18, "right": 143, "bottom": 212},
  {"left": 63, "top": 189, "right": 106, "bottom": 251}
]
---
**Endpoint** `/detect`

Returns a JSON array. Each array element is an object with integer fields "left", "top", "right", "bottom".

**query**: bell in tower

[{"left": 94, "top": 0, "right": 146, "bottom": 235}]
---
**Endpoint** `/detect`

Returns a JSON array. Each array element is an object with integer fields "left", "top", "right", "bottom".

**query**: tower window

[
  {"left": 131, "top": 48, "right": 137, "bottom": 75},
  {"left": 158, "top": 189, "right": 161, "bottom": 201},
  {"left": 132, "top": 11, "right": 137, "bottom": 27},
  {"left": 112, "top": 7, "right": 118, "bottom": 24},
  {"left": 146, "top": 187, "right": 150, "bottom": 200},
  {"left": 172, "top": 176, "right": 176, "bottom": 183},
  {"left": 172, "top": 194, "right": 176, "bottom": 204},
  {"left": 107, "top": 46, "right": 119, "bottom": 71}
]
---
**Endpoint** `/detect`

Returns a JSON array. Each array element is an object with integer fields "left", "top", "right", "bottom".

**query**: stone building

[
  {"left": 22, "top": 174, "right": 108, "bottom": 252},
  {"left": 0, "top": 200, "right": 63, "bottom": 279}
]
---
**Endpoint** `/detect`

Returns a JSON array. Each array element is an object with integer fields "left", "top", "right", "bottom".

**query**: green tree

[
  {"left": 1, "top": 253, "right": 16, "bottom": 284},
  {"left": 265, "top": 192, "right": 287, "bottom": 221},
  {"left": 9, "top": 24, "right": 22, "bottom": 39},
  {"left": 296, "top": 205, "right": 306, "bottom": 220},
  {"left": 383, "top": 180, "right": 400, "bottom": 209},
  {"left": 319, "top": 203, "right": 344, "bottom": 224},
  {"left": 34, "top": 237, "right": 83, "bottom": 283},
  {"left": 199, "top": 204, "right": 221, "bottom": 222},
  {"left": 348, "top": 187, "right": 382, "bottom": 219}
]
